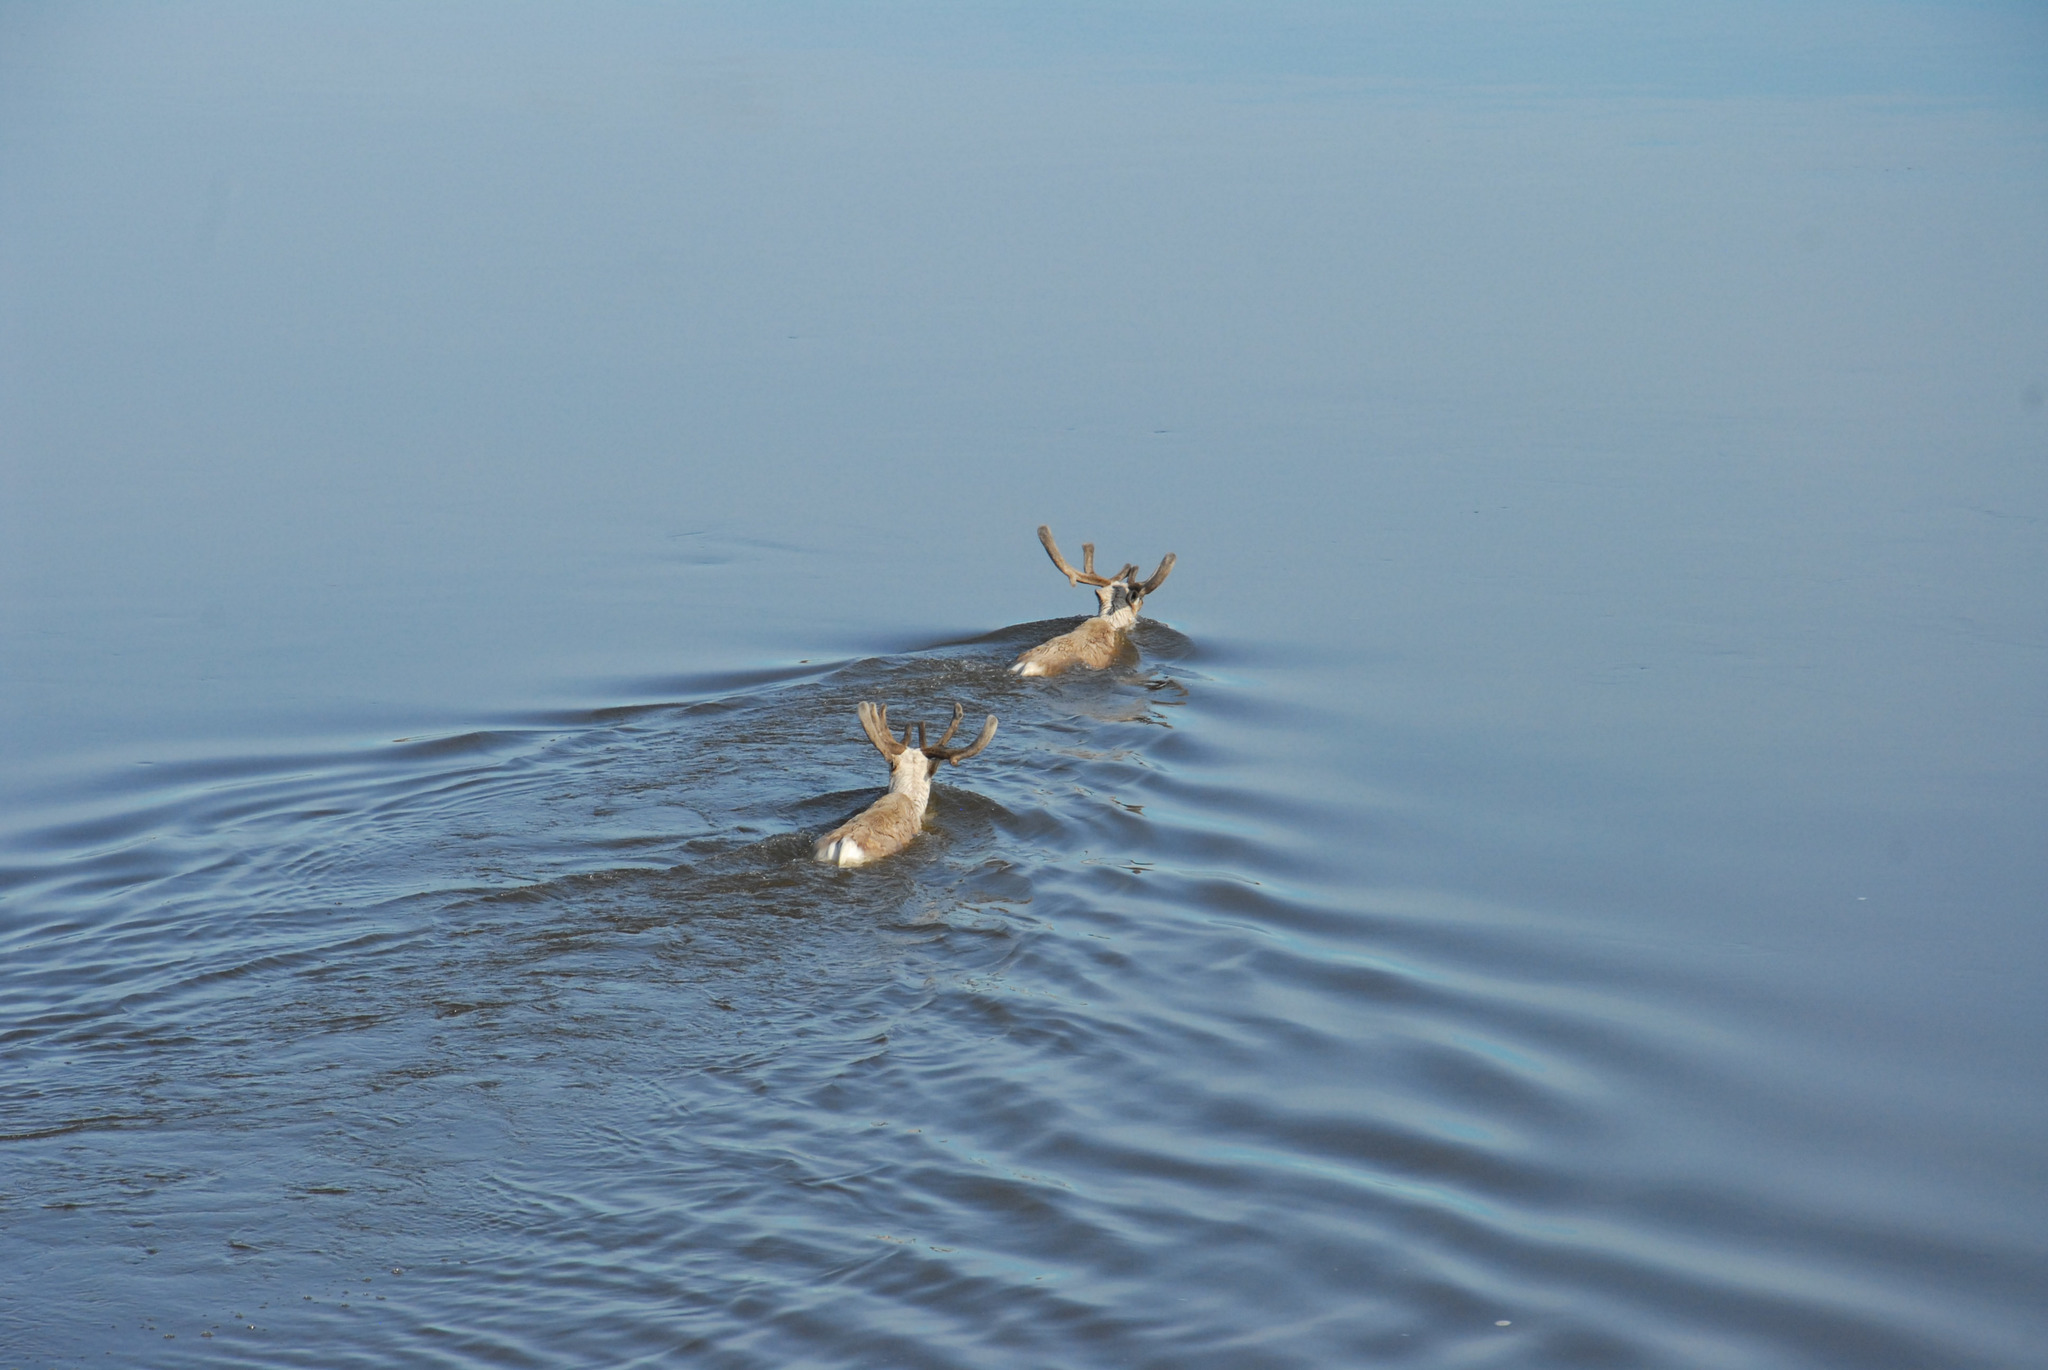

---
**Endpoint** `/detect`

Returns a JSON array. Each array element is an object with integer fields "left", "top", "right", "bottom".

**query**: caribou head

[
  {"left": 1010, "top": 525, "right": 1177, "bottom": 677},
  {"left": 814, "top": 702, "right": 998, "bottom": 866}
]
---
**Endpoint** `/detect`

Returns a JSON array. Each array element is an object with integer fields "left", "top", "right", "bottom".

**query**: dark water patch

[
  {"left": 575, "top": 659, "right": 853, "bottom": 715},
  {"left": 0, "top": 629, "right": 1415, "bottom": 1366},
  {"left": 2, "top": 622, "right": 2041, "bottom": 1368}
]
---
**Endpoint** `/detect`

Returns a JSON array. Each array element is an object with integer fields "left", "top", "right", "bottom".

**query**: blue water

[{"left": 4, "top": 5, "right": 2046, "bottom": 1366}]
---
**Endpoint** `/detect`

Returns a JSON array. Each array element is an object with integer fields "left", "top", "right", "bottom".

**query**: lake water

[{"left": 3, "top": 5, "right": 2045, "bottom": 1367}]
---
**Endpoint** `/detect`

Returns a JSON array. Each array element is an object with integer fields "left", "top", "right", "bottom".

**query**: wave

[{"left": 0, "top": 621, "right": 2034, "bottom": 1368}]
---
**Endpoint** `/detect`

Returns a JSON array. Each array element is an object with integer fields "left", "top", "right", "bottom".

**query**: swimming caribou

[
  {"left": 813, "top": 702, "right": 998, "bottom": 867},
  {"left": 1009, "top": 525, "right": 1176, "bottom": 677}
]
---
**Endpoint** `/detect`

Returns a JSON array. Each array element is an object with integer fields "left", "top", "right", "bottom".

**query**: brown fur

[
  {"left": 1011, "top": 526, "right": 1174, "bottom": 678},
  {"left": 815, "top": 790, "right": 928, "bottom": 866},
  {"left": 1009, "top": 617, "right": 1137, "bottom": 677},
  {"left": 814, "top": 702, "right": 997, "bottom": 867}
]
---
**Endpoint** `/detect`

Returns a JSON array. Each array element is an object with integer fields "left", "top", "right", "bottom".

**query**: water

[{"left": 4, "top": 5, "right": 2046, "bottom": 1366}]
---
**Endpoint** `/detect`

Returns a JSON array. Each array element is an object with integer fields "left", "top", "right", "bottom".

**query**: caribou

[
  {"left": 813, "top": 702, "right": 998, "bottom": 867},
  {"left": 1010, "top": 525, "right": 1176, "bottom": 677}
]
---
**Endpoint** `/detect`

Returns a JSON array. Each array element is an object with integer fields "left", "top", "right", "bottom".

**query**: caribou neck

[{"left": 885, "top": 753, "right": 936, "bottom": 817}]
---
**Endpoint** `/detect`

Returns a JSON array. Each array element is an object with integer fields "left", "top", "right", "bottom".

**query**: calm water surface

[{"left": 3, "top": 6, "right": 2046, "bottom": 1367}]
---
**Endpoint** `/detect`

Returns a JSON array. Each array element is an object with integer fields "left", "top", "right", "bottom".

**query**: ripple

[{"left": 0, "top": 628, "right": 2037, "bottom": 1369}]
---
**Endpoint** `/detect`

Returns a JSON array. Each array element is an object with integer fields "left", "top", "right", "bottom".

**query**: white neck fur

[
  {"left": 1093, "top": 583, "right": 1140, "bottom": 629},
  {"left": 886, "top": 751, "right": 936, "bottom": 817}
]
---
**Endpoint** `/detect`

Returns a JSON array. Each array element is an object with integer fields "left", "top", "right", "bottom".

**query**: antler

[
  {"left": 1038, "top": 526, "right": 1118, "bottom": 588},
  {"left": 1038, "top": 527, "right": 1173, "bottom": 598},
  {"left": 926, "top": 712, "right": 997, "bottom": 764},
  {"left": 1137, "top": 552, "right": 1176, "bottom": 594},
  {"left": 857, "top": 702, "right": 907, "bottom": 757},
  {"left": 865, "top": 701, "right": 995, "bottom": 763}
]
